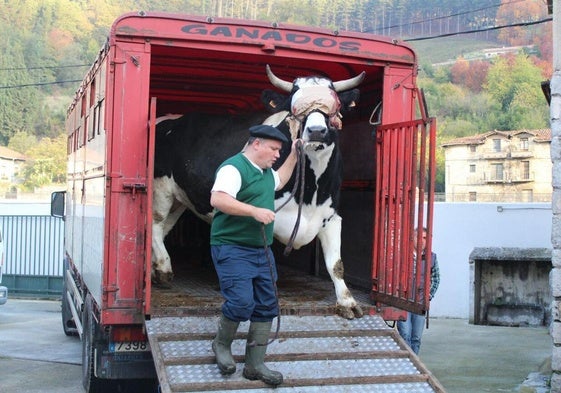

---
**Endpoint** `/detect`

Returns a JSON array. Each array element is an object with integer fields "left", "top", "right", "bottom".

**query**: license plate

[{"left": 109, "top": 341, "right": 151, "bottom": 353}]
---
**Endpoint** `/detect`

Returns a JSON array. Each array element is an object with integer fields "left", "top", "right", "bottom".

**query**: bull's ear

[
  {"left": 338, "top": 89, "right": 361, "bottom": 111},
  {"left": 261, "top": 89, "right": 290, "bottom": 113}
]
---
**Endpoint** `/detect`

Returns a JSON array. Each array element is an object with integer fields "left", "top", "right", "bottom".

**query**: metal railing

[{"left": 0, "top": 215, "right": 64, "bottom": 296}]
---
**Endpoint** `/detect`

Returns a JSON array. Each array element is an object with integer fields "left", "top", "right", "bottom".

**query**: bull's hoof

[
  {"left": 151, "top": 271, "right": 174, "bottom": 289},
  {"left": 152, "top": 280, "right": 172, "bottom": 289},
  {"left": 336, "top": 303, "right": 364, "bottom": 319},
  {"left": 352, "top": 304, "right": 364, "bottom": 318}
]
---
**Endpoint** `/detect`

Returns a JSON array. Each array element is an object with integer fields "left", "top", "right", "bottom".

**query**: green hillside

[{"left": 408, "top": 36, "right": 501, "bottom": 65}]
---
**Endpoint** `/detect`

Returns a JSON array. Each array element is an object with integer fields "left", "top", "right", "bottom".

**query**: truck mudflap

[{"left": 146, "top": 314, "right": 446, "bottom": 393}]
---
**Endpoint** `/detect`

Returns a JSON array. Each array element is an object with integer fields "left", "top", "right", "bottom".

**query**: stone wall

[
  {"left": 549, "top": 1, "right": 561, "bottom": 391},
  {"left": 469, "top": 247, "right": 552, "bottom": 327}
]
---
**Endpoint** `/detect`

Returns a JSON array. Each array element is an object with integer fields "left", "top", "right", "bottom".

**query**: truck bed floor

[{"left": 150, "top": 264, "right": 372, "bottom": 317}]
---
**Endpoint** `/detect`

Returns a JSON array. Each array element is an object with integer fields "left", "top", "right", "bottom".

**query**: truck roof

[{"left": 101, "top": 11, "right": 418, "bottom": 117}]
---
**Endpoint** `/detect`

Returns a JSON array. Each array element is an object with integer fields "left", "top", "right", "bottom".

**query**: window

[
  {"left": 493, "top": 139, "right": 501, "bottom": 152},
  {"left": 0, "top": 164, "right": 7, "bottom": 180},
  {"left": 90, "top": 77, "right": 96, "bottom": 107},
  {"left": 520, "top": 137, "right": 529, "bottom": 151},
  {"left": 470, "top": 164, "right": 476, "bottom": 173},
  {"left": 469, "top": 192, "right": 477, "bottom": 201},
  {"left": 469, "top": 145, "right": 476, "bottom": 152},
  {"left": 88, "top": 111, "right": 96, "bottom": 142},
  {"left": 81, "top": 95, "right": 87, "bottom": 118},
  {"left": 96, "top": 99, "right": 104, "bottom": 136},
  {"left": 81, "top": 121, "right": 87, "bottom": 147},
  {"left": 492, "top": 163, "right": 504, "bottom": 181},
  {"left": 522, "top": 161, "right": 530, "bottom": 180}
]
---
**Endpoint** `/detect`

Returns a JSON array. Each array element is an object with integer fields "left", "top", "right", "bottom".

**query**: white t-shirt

[{"left": 211, "top": 160, "right": 281, "bottom": 198}]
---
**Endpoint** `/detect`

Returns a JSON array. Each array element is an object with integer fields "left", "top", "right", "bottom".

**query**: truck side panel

[{"left": 66, "top": 60, "right": 108, "bottom": 305}]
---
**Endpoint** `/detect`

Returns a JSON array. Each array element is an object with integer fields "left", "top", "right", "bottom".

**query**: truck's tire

[
  {"left": 82, "top": 294, "right": 112, "bottom": 393},
  {"left": 61, "top": 260, "right": 78, "bottom": 336}
]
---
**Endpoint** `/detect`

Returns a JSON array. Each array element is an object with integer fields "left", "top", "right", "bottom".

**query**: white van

[{"left": 0, "top": 229, "right": 7, "bottom": 305}]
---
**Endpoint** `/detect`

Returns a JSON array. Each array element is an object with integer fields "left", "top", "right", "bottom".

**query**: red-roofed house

[
  {"left": 0, "top": 146, "right": 26, "bottom": 183},
  {"left": 442, "top": 129, "right": 551, "bottom": 202}
]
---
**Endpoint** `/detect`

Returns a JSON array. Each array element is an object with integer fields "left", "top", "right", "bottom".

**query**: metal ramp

[{"left": 145, "top": 314, "right": 446, "bottom": 393}]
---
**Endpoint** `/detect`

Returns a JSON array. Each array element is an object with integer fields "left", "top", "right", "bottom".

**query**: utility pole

[{"left": 550, "top": 0, "right": 561, "bottom": 391}]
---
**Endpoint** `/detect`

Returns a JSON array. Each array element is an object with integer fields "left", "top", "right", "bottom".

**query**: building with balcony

[
  {"left": 0, "top": 146, "right": 26, "bottom": 183},
  {"left": 442, "top": 129, "right": 551, "bottom": 202}
]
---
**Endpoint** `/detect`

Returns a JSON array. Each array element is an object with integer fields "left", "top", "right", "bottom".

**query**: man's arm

[
  {"left": 210, "top": 191, "right": 275, "bottom": 225},
  {"left": 276, "top": 139, "right": 301, "bottom": 189},
  {"left": 429, "top": 253, "right": 440, "bottom": 300}
]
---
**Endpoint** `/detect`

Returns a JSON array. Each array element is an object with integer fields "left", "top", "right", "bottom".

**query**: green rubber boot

[
  {"left": 212, "top": 314, "right": 240, "bottom": 374},
  {"left": 242, "top": 321, "right": 283, "bottom": 386}
]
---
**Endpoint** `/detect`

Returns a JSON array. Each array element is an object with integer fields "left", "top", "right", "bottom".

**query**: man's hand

[
  {"left": 252, "top": 207, "right": 275, "bottom": 225},
  {"left": 211, "top": 191, "right": 275, "bottom": 224}
]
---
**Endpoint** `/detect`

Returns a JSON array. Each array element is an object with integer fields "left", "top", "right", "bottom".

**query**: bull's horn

[
  {"left": 332, "top": 72, "right": 366, "bottom": 92},
  {"left": 266, "top": 65, "right": 293, "bottom": 92}
]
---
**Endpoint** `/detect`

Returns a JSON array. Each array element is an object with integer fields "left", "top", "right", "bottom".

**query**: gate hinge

[
  {"left": 102, "top": 284, "right": 119, "bottom": 301},
  {"left": 104, "top": 284, "right": 119, "bottom": 293}
]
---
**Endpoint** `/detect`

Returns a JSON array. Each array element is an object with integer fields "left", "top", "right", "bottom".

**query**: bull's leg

[
  {"left": 152, "top": 221, "right": 173, "bottom": 285},
  {"left": 152, "top": 177, "right": 177, "bottom": 285},
  {"left": 316, "top": 214, "right": 364, "bottom": 319},
  {"left": 163, "top": 202, "right": 187, "bottom": 237}
]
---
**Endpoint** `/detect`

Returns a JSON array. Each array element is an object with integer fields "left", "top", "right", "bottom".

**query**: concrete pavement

[
  {"left": 0, "top": 298, "right": 82, "bottom": 393},
  {"left": 420, "top": 317, "right": 551, "bottom": 392},
  {"left": 0, "top": 298, "right": 552, "bottom": 393}
]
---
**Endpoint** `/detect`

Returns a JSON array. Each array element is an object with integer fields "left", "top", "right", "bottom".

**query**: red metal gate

[{"left": 371, "top": 116, "right": 436, "bottom": 316}]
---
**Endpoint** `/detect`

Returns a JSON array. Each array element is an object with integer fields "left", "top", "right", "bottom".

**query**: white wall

[
  {"left": 430, "top": 202, "right": 552, "bottom": 318},
  {"left": 0, "top": 201, "right": 52, "bottom": 216}
]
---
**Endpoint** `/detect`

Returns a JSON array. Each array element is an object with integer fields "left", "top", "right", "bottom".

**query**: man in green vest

[{"left": 210, "top": 124, "right": 300, "bottom": 386}]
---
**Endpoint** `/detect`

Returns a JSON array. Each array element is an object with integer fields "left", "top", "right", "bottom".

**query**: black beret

[{"left": 249, "top": 125, "right": 289, "bottom": 143}]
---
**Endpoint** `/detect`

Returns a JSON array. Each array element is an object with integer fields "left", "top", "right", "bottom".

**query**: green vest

[{"left": 210, "top": 153, "right": 275, "bottom": 247}]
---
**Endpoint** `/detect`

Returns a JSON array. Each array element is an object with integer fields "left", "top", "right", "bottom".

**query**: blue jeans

[
  {"left": 397, "top": 312, "right": 425, "bottom": 354},
  {"left": 211, "top": 244, "right": 279, "bottom": 322}
]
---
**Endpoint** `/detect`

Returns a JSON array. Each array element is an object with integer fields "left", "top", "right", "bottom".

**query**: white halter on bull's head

[{"left": 265, "top": 65, "right": 365, "bottom": 150}]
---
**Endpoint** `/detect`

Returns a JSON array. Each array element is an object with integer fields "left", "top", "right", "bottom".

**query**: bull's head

[{"left": 262, "top": 65, "right": 364, "bottom": 150}]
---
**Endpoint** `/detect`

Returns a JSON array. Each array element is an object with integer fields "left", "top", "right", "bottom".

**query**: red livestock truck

[{"left": 51, "top": 11, "right": 442, "bottom": 393}]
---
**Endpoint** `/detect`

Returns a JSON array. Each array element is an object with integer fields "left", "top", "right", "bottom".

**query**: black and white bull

[{"left": 152, "top": 66, "right": 365, "bottom": 319}]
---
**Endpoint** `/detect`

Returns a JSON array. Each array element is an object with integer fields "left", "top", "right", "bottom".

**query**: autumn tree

[
  {"left": 8, "top": 132, "right": 38, "bottom": 154},
  {"left": 450, "top": 58, "right": 490, "bottom": 93},
  {"left": 496, "top": 0, "right": 548, "bottom": 46},
  {"left": 484, "top": 54, "right": 548, "bottom": 130},
  {"left": 532, "top": 22, "right": 553, "bottom": 77},
  {"left": 20, "top": 134, "right": 67, "bottom": 190},
  {"left": 450, "top": 57, "right": 469, "bottom": 86}
]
